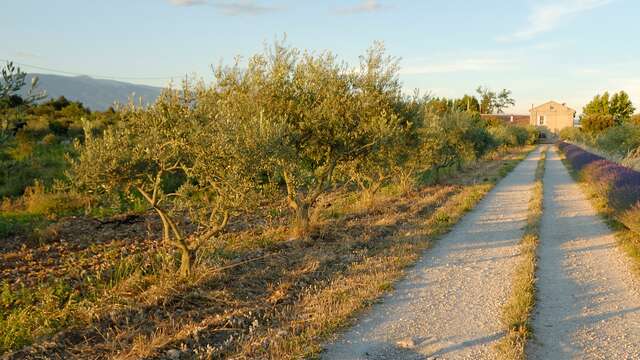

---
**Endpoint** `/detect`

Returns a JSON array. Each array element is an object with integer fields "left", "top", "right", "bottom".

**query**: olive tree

[
  {"left": 279, "top": 44, "right": 410, "bottom": 235},
  {"left": 1, "top": 61, "right": 46, "bottom": 142},
  {"left": 180, "top": 84, "right": 280, "bottom": 241},
  {"left": 70, "top": 88, "right": 198, "bottom": 275},
  {"left": 208, "top": 42, "right": 408, "bottom": 236},
  {"left": 71, "top": 81, "right": 278, "bottom": 275}
]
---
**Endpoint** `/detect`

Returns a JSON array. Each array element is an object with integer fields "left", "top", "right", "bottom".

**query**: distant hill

[{"left": 23, "top": 73, "right": 163, "bottom": 111}]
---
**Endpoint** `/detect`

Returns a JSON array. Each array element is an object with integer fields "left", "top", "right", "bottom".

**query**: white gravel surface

[
  {"left": 527, "top": 148, "right": 640, "bottom": 359},
  {"left": 322, "top": 148, "right": 543, "bottom": 360}
]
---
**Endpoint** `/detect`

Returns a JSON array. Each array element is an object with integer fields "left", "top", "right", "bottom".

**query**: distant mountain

[{"left": 24, "top": 73, "right": 163, "bottom": 111}]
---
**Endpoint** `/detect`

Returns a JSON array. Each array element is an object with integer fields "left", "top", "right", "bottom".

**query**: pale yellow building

[{"left": 529, "top": 101, "right": 576, "bottom": 133}]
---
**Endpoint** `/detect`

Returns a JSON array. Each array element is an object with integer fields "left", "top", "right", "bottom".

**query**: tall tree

[
  {"left": 0, "top": 61, "right": 45, "bottom": 108},
  {"left": 494, "top": 89, "right": 516, "bottom": 114},
  {"left": 453, "top": 95, "right": 480, "bottom": 113},
  {"left": 609, "top": 91, "right": 635, "bottom": 122},
  {"left": 475, "top": 86, "right": 515, "bottom": 114},
  {"left": 0, "top": 61, "right": 46, "bottom": 142},
  {"left": 582, "top": 90, "right": 635, "bottom": 130},
  {"left": 583, "top": 92, "right": 611, "bottom": 117}
]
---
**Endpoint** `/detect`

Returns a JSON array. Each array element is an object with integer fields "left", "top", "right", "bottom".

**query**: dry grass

[
  {"left": 496, "top": 146, "right": 547, "bottom": 360},
  {"left": 2, "top": 146, "right": 533, "bottom": 360}
]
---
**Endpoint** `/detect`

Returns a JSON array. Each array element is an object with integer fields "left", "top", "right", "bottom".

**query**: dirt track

[
  {"left": 527, "top": 149, "right": 640, "bottom": 359},
  {"left": 322, "top": 148, "right": 543, "bottom": 359}
]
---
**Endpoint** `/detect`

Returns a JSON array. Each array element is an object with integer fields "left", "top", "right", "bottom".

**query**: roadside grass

[
  {"left": 1, "top": 146, "right": 533, "bottom": 359},
  {"left": 0, "top": 137, "right": 75, "bottom": 198},
  {"left": 497, "top": 146, "right": 547, "bottom": 360},
  {"left": 557, "top": 147, "right": 640, "bottom": 275}
]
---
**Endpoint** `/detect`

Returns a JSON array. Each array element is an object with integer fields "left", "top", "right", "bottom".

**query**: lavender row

[{"left": 557, "top": 141, "right": 640, "bottom": 234}]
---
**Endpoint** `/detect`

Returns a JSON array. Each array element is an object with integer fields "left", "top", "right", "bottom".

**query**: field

[
  {"left": 1, "top": 146, "right": 530, "bottom": 359},
  {"left": 0, "top": 45, "right": 541, "bottom": 359},
  {"left": 2, "top": 43, "right": 640, "bottom": 359}
]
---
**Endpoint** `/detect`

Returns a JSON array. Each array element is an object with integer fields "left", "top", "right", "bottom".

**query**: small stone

[
  {"left": 166, "top": 349, "right": 181, "bottom": 359},
  {"left": 396, "top": 337, "right": 416, "bottom": 349}
]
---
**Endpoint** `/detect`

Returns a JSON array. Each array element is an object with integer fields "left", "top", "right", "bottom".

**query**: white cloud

[
  {"left": 336, "top": 0, "right": 382, "bottom": 14},
  {"left": 400, "top": 57, "right": 513, "bottom": 75},
  {"left": 498, "top": 0, "right": 613, "bottom": 42},
  {"left": 168, "top": 0, "right": 279, "bottom": 15},
  {"left": 213, "top": 0, "right": 279, "bottom": 15},
  {"left": 169, "top": 0, "right": 206, "bottom": 6}
]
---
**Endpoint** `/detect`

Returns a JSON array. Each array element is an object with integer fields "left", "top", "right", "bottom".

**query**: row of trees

[
  {"left": 423, "top": 87, "right": 515, "bottom": 115},
  {"left": 69, "top": 43, "right": 536, "bottom": 276}
]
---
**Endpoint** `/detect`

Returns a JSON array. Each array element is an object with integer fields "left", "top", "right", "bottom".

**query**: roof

[
  {"left": 480, "top": 114, "right": 530, "bottom": 126},
  {"left": 530, "top": 101, "right": 576, "bottom": 113}
]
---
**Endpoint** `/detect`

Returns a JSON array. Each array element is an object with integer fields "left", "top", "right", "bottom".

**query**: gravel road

[
  {"left": 322, "top": 147, "right": 543, "bottom": 359},
  {"left": 527, "top": 148, "right": 640, "bottom": 359}
]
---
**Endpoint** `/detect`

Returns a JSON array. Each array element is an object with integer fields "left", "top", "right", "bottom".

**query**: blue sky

[{"left": 2, "top": 0, "right": 637, "bottom": 113}]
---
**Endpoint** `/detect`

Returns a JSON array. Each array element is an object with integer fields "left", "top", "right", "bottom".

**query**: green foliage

[
  {"left": 0, "top": 61, "right": 45, "bottom": 107},
  {"left": 595, "top": 123, "right": 640, "bottom": 158},
  {"left": 489, "top": 124, "right": 530, "bottom": 147},
  {"left": 581, "top": 113, "right": 615, "bottom": 134},
  {"left": 413, "top": 111, "right": 496, "bottom": 184},
  {"left": 0, "top": 211, "right": 44, "bottom": 238},
  {"left": 524, "top": 125, "right": 541, "bottom": 145},
  {"left": 0, "top": 137, "right": 75, "bottom": 198},
  {"left": 453, "top": 95, "right": 480, "bottom": 113},
  {"left": 559, "top": 126, "right": 584, "bottom": 142},
  {"left": 583, "top": 92, "right": 610, "bottom": 117},
  {"left": 476, "top": 86, "right": 515, "bottom": 114},
  {"left": 0, "top": 279, "right": 80, "bottom": 353},
  {"left": 582, "top": 91, "right": 635, "bottom": 132},
  {"left": 610, "top": 91, "right": 635, "bottom": 122},
  {"left": 22, "top": 181, "right": 84, "bottom": 218}
]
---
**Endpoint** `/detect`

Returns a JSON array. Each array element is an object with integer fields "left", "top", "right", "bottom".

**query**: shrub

[
  {"left": 489, "top": 124, "right": 529, "bottom": 147},
  {"left": 524, "top": 125, "right": 541, "bottom": 145},
  {"left": 48, "top": 118, "right": 72, "bottom": 136},
  {"left": 581, "top": 113, "right": 615, "bottom": 134},
  {"left": 621, "top": 203, "right": 640, "bottom": 235},
  {"left": 559, "top": 127, "right": 583, "bottom": 142},
  {"left": 22, "top": 181, "right": 84, "bottom": 218},
  {"left": 595, "top": 123, "right": 640, "bottom": 158},
  {"left": 70, "top": 84, "right": 271, "bottom": 275},
  {"left": 41, "top": 133, "right": 57, "bottom": 145},
  {"left": 423, "top": 111, "right": 495, "bottom": 165}
]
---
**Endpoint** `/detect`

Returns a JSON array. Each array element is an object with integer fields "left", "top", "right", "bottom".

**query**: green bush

[
  {"left": 581, "top": 113, "right": 615, "bottom": 134},
  {"left": 524, "top": 125, "right": 541, "bottom": 145},
  {"left": 23, "top": 181, "right": 84, "bottom": 218},
  {"left": 595, "top": 123, "right": 640, "bottom": 158},
  {"left": 41, "top": 133, "right": 57, "bottom": 145},
  {"left": 489, "top": 124, "right": 529, "bottom": 147},
  {"left": 559, "top": 127, "right": 583, "bottom": 142}
]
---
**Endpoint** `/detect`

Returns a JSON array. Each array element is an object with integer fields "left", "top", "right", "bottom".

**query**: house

[{"left": 529, "top": 101, "right": 576, "bottom": 133}]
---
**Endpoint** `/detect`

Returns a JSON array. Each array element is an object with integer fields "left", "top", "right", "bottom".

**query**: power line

[{"left": 0, "top": 58, "right": 184, "bottom": 81}]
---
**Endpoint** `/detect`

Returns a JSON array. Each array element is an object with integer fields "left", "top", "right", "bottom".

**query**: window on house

[{"left": 539, "top": 115, "right": 545, "bottom": 125}]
